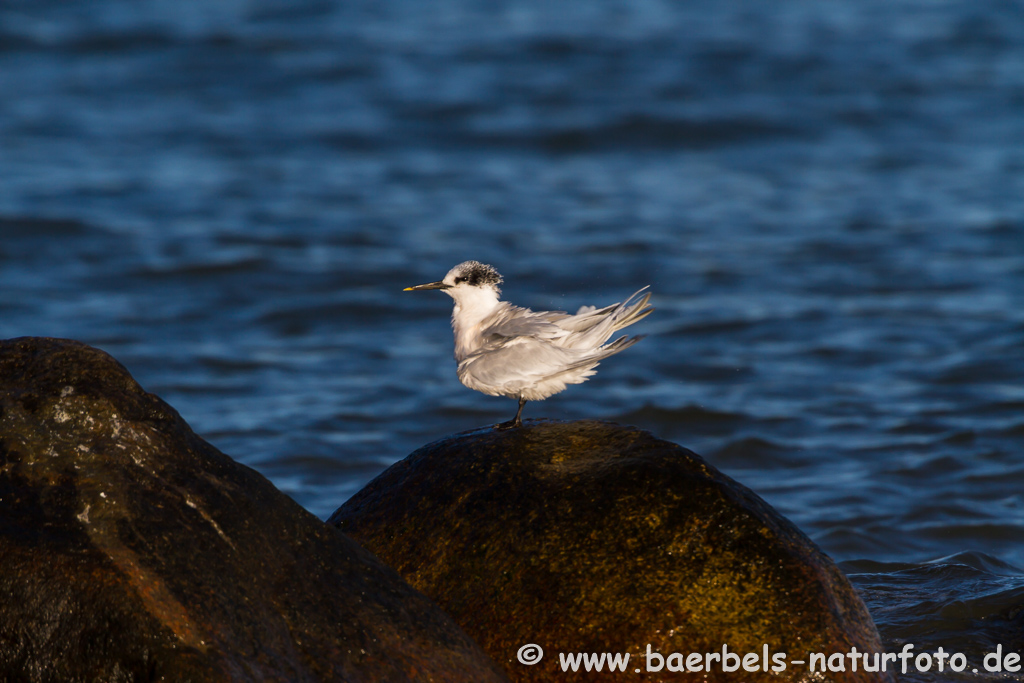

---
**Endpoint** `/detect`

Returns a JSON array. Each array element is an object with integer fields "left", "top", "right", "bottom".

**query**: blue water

[{"left": 2, "top": 1, "right": 1024, "bottom": 678}]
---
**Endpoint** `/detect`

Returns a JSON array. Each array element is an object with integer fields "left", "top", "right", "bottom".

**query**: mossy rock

[{"left": 331, "top": 420, "right": 888, "bottom": 682}]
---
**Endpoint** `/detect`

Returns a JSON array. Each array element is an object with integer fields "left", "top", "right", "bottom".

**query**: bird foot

[{"left": 494, "top": 419, "right": 522, "bottom": 430}]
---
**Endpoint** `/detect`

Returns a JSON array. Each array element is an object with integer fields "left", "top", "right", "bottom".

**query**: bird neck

[{"left": 450, "top": 287, "right": 501, "bottom": 360}]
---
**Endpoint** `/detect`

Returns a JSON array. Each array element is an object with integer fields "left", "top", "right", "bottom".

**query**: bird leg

[{"left": 496, "top": 396, "right": 527, "bottom": 430}]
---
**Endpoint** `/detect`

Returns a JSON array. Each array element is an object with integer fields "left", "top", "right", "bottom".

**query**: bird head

[
  {"left": 404, "top": 260, "right": 503, "bottom": 301},
  {"left": 404, "top": 261, "right": 505, "bottom": 320}
]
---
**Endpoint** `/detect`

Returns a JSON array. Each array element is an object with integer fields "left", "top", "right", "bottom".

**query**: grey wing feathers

[
  {"left": 481, "top": 304, "right": 566, "bottom": 342},
  {"left": 455, "top": 286, "right": 652, "bottom": 402},
  {"left": 478, "top": 287, "right": 651, "bottom": 353}
]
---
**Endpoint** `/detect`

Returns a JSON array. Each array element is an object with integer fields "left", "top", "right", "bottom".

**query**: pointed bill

[{"left": 403, "top": 280, "right": 450, "bottom": 291}]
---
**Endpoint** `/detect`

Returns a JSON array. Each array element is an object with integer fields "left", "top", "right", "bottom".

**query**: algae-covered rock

[
  {"left": 0, "top": 337, "right": 508, "bottom": 683},
  {"left": 330, "top": 420, "right": 889, "bottom": 682}
]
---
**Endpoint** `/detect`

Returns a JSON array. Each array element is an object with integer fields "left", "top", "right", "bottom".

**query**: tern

[{"left": 404, "top": 261, "right": 652, "bottom": 429}]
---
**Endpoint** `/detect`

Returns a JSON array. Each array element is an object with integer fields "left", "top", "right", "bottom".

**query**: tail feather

[
  {"left": 601, "top": 333, "right": 644, "bottom": 355},
  {"left": 613, "top": 332, "right": 644, "bottom": 347},
  {"left": 557, "top": 286, "right": 653, "bottom": 350},
  {"left": 611, "top": 287, "right": 653, "bottom": 332}
]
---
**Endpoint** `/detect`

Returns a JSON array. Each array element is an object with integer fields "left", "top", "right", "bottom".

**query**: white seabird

[{"left": 404, "top": 260, "right": 652, "bottom": 429}]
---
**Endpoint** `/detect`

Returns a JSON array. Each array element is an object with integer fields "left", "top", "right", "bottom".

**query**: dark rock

[
  {"left": 330, "top": 420, "right": 889, "bottom": 683},
  {"left": 0, "top": 337, "right": 508, "bottom": 683}
]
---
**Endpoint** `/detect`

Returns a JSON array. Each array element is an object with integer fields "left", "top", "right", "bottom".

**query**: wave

[
  {"left": 470, "top": 114, "right": 813, "bottom": 153},
  {"left": 0, "top": 215, "right": 97, "bottom": 237},
  {"left": 711, "top": 436, "right": 801, "bottom": 468},
  {"left": 615, "top": 403, "right": 749, "bottom": 427}
]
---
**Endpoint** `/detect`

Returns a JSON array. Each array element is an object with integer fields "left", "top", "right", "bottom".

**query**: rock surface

[
  {"left": 330, "top": 420, "right": 889, "bottom": 683},
  {"left": 0, "top": 337, "right": 508, "bottom": 683}
]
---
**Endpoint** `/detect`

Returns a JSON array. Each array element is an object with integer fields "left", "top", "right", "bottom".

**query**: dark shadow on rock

[
  {"left": 0, "top": 337, "right": 508, "bottom": 683},
  {"left": 330, "top": 419, "right": 890, "bottom": 683}
]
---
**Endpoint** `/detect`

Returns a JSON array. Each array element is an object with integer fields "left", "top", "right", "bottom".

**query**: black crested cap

[{"left": 452, "top": 261, "right": 503, "bottom": 289}]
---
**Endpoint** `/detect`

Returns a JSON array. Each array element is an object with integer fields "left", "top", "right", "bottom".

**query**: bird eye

[{"left": 454, "top": 276, "right": 466, "bottom": 284}]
